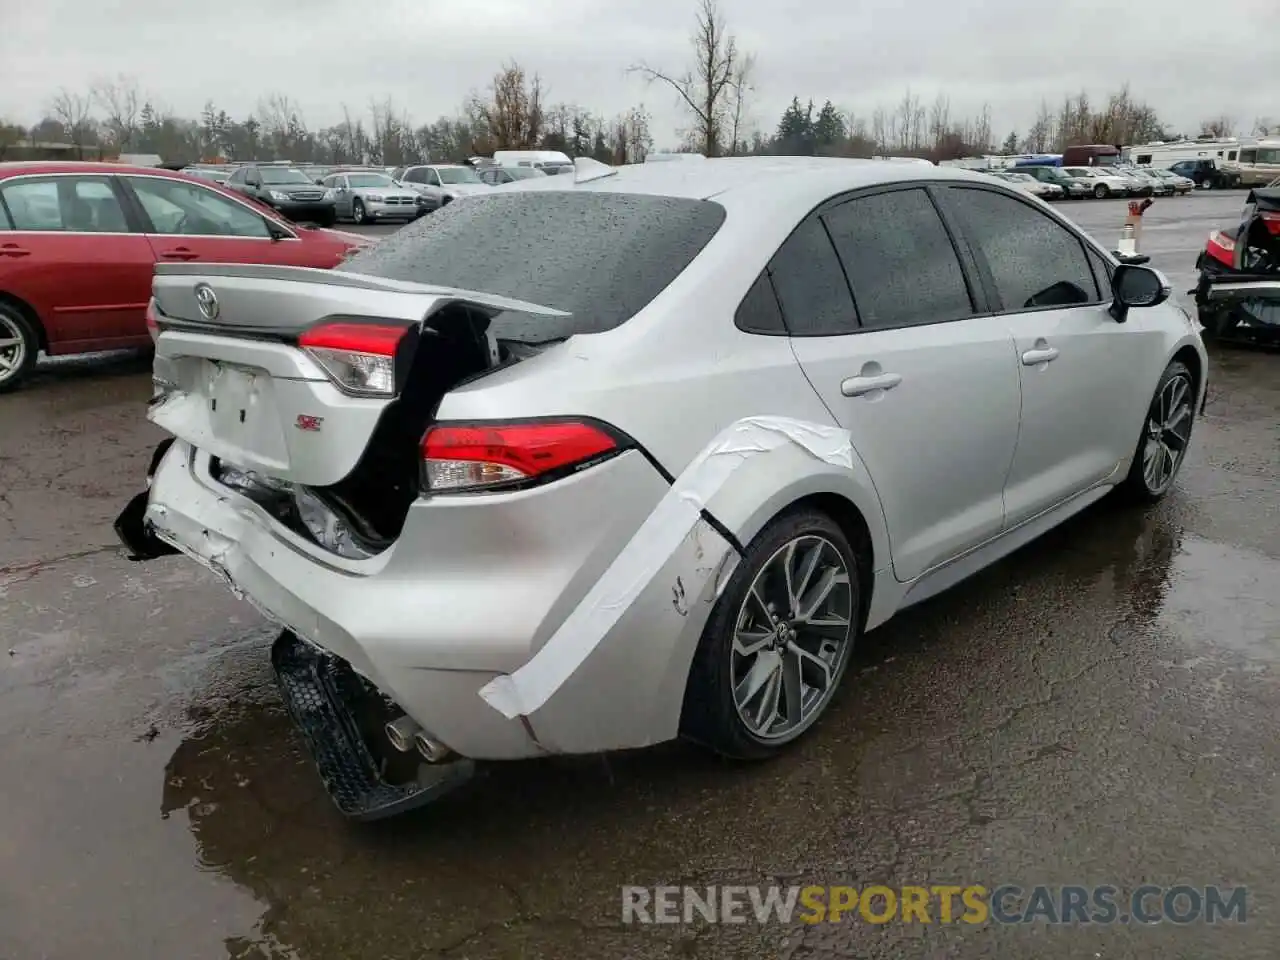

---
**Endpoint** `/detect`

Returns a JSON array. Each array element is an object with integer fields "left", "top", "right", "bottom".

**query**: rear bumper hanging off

[{"left": 271, "top": 630, "right": 475, "bottom": 821}]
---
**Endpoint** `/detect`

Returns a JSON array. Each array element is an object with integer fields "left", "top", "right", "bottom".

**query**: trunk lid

[{"left": 149, "top": 262, "right": 568, "bottom": 487}]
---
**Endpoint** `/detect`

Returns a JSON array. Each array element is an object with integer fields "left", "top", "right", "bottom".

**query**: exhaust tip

[
  {"left": 384, "top": 715, "right": 421, "bottom": 753},
  {"left": 413, "top": 730, "right": 453, "bottom": 764}
]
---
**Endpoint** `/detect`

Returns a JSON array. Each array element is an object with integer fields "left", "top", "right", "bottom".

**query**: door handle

[
  {"left": 1021, "top": 346, "right": 1059, "bottom": 365},
  {"left": 160, "top": 248, "right": 200, "bottom": 261},
  {"left": 0, "top": 243, "right": 31, "bottom": 257},
  {"left": 841, "top": 372, "right": 902, "bottom": 397}
]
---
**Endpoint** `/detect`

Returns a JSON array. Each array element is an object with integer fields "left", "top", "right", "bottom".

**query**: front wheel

[
  {"left": 1118, "top": 361, "right": 1196, "bottom": 503},
  {"left": 680, "top": 508, "right": 861, "bottom": 759},
  {"left": 0, "top": 302, "right": 38, "bottom": 394},
  {"left": 1094, "top": 183, "right": 1109, "bottom": 199},
  {"left": 351, "top": 199, "right": 366, "bottom": 224}
]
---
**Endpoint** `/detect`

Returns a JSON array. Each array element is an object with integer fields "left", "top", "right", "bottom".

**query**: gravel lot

[{"left": 1, "top": 192, "right": 1276, "bottom": 960}]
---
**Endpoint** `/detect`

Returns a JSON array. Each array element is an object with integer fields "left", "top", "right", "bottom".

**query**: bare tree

[
  {"left": 1254, "top": 116, "right": 1277, "bottom": 137},
  {"left": 0, "top": 121, "right": 23, "bottom": 161},
  {"left": 973, "top": 102, "right": 993, "bottom": 153},
  {"left": 871, "top": 107, "right": 888, "bottom": 154},
  {"left": 1024, "top": 98, "right": 1055, "bottom": 153},
  {"left": 1199, "top": 114, "right": 1234, "bottom": 138},
  {"left": 474, "top": 62, "right": 545, "bottom": 149},
  {"left": 726, "top": 53, "right": 755, "bottom": 156},
  {"left": 928, "top": 94, "right": 951, "bottom": 152},
  {"left": 48, "top": 88, "right": 95, "bottom": 158},
  {"left": 629, "top": 0, "right": 744, "bottom": 157},
  {"left": 93, "top": 74, "right": 140, "bottom": 153}
]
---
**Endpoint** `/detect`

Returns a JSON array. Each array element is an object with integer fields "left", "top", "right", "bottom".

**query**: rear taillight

[
  {"left": 145, "top": 299, "right": 159, "bottom": 342},
  {"left": 421, "top": 419, "right": 623, "bottom": 493},
  {"left": 1260, "top": 210, "right": 1280, "bottom": 236},
  {"left": 299, "top": 322, "right": 406, "bottom": 397},
  {"left": 1206, "top": 230, "right": 1236, "bottom": 268}
]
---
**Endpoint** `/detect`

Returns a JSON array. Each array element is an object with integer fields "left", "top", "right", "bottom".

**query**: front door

[
  {"left": 0, "top": 173, "right": 155, "bottom": 351},
  {"left": 778, "top": 186, "right": 1022, "bottom": 583},
  {"left": 937, "top": 184, "right": 1156, "bottom": 528}
]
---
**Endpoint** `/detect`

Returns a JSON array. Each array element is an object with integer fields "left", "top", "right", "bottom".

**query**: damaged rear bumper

[{"left": 115, "top": 438, "right": 730, "bottom": 762}]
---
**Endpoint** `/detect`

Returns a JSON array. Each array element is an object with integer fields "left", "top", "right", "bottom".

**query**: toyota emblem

[{"left": 194, "top": 283, "right": 219, "bottom": 321}]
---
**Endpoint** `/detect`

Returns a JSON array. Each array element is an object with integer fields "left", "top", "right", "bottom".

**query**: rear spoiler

[{"left": 153, "top": 262, "right": 572, "bottom": 318}]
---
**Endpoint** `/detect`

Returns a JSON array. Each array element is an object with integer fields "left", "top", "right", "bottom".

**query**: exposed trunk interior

[{"left": 209, "top": 305, "right": 545, "bottom": 558}]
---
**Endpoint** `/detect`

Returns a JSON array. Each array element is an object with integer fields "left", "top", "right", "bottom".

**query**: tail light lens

[
  {"left": 299, "top": 322, "right": 406, "bottom": 396},
  {"left": 422, "top": 419, "right": 622, "bottom": 493},
  {"left": 1260, "top": 210, "right": 1280, "bottom": 236},
  {"left": 1206, "top": 230, "right": 1236, "bottom": 268},
  {"left": 145, "top": 299, "right": 159, "bottom": 342}
]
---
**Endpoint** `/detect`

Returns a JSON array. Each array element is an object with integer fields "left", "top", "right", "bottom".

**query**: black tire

[
  {"left": 1118, "top": 360, "right": 1196, "bottom": 504},
  {"left": 0, "top": 301, "right": 39, "bottom": 394},
  {"left": 351, "top": 199, "right": 366, "bottom": 224},
  {"left": 680, "top": 507, "right": 862, "bottom": 760},
  {"left": 318, "top": 211, "right": 337, "bottom": 227}
]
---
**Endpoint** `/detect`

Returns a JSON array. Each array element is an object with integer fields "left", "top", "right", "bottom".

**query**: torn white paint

[{"left": 478, "top": 416, "right": 853, "bottom": 720}]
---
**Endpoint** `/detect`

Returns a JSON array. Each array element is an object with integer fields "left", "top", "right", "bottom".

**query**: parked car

[
  {"left": 0, "top": 162, "right": 369, "bottom": 391},
  {"left": 116, "top": 157, "right": 1207, "bottom": 820},
  {"left": 1062, "top": 166, "right": 1132, "bottom": 198},
  {"left": 320, "top": 171, "right": 426, "bottom": 223},
  {"left": 1194, "top": 185, "right": 1280, "bottom": 341},
  {"left": 1168, "top": 159, "right": 1239, "bottom": 190},
  {"left": 996, "top": 171, "right": 1063, "bottom": 200},
  {"left": 391, "top": 164, "right": 491, "bottom": 211},
  {"left": 478, "top": 165, "right": 549, "bottom": 186},
  {"left": 1143, "top": 168, "right": 1194, "bottom": 195},
  {"left": 184, "top": 166, "right": 232, "bottom": 185},
  {"left": 1016, "top": 165, "right": 1092, "bottom": 199},
  {"left": 1120, "top": 167, "right": 1170, "bottom": 197},
  {"left": 224, "top": 164, "right": 338, "bottom": 225}
]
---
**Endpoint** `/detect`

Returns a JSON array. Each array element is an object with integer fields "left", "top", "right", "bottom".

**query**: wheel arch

[{"left": 0, "top": 290, "right": 47, "bottom": 352}]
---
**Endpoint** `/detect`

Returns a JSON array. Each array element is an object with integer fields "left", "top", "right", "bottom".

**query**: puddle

[{"left": 1155, "top": 534, "right": 1280, "bottom": 664}]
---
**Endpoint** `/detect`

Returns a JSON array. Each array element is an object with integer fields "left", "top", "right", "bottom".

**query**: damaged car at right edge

[{"left": 116, "top": 157, "right": 1208, "bottom": 820}]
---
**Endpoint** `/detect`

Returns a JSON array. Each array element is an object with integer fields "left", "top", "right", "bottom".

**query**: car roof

[
  {"left": 494, "top": 156, "right": 996, "bottom": 213},
  {"left": 0, "top": 160, "right": 218, "bottom": 180}
]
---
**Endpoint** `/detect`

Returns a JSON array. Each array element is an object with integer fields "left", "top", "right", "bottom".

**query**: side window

[
  {"left": 427, "top": 170, "right": 441, "bottom": 186},
  {"left": 1137, "top": 154, "right": 1152, "bottom": 164},
  {"left": 766, "top": 216, "right": 857, "bottom": 336},
  {"left": 945, "top": 186, "right": 1099, "bottom": 310},
  {"left": 127, "top": 177, "right": 272, "bottom": 238},
  {"left": 822, "top": 187, "right": 973, "bottom": 329},
  {"left": 734, "top": 271, "right": 787, "bottom": 335},
  {"left": 1087, "top": 248, "right": 1114, "bottom": 301},
  {"left": 1239, "top": 149, "right": 1257, "bottom": 164},
  {"left": 404, "top": 168, "right": 424, "bottom": 183},
  {"left": 1, "top": 176, "right": 129, "bottom": 233},
  {"left": 227, "top": 167, "right": 245, "bottom": 184},
  {"left": 1227, "top": 151, "right": 1238, "bottom": 161}
]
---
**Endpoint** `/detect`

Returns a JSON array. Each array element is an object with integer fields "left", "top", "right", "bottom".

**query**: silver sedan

[
  {"left": 123, "top": 158, "right": 1207, "bottom": 819},
  {"left": 323, "top": 171, "right": 424, "bottom": 223}
]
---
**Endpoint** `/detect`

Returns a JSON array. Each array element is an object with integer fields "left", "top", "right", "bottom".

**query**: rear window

[{"left": 341, "top": 191, "right": 726, "bottom": 341}]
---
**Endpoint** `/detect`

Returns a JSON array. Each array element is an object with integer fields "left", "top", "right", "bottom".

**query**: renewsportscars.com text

[{"left": 622, "top": 884, "right": 1248, "bottom": 925}]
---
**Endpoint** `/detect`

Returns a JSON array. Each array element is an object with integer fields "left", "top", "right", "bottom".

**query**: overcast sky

[{"left": 3, "top": 0, "right": 1276, "bottom": 148}]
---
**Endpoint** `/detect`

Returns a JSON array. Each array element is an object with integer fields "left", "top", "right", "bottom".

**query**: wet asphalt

[{"left": 1, "top": 194, "right": 1277, "bottom": 960}]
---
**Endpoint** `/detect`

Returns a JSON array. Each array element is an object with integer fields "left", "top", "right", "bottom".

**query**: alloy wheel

[
  {"left": 0, "top": 312, "right": 28, "bottom": 385},
  {"left": 730, "top": 535, "right": 855, "bottom": 741},
  {"left": 1142, "top": 373, "right": 1193, "bottom": 495},
  {"left": 352, "top": 200, "right": 365, "bottom": 224}
]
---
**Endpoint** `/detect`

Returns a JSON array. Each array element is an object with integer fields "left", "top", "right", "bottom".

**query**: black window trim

[
  {"left": 734, "top": 179, "right": 996, "bottom": 339},
  {"left": 934, "top": 182, "right": 1117, "bottom": 317}
]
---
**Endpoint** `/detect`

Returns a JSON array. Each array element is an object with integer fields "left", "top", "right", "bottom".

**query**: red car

[{"left": 0, "top": 162, "right": 370, "bottom": 392}]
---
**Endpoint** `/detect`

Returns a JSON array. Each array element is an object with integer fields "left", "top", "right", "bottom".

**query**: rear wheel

[
  {"left": 1118, "top": 360, "right": 1195, "bottom": 503},
  {"left": 681, "top": 508, "right": 861, "bottom": 759},
  {"left": 1094, "top": 183, "right": 1109, "bottom": 199},
  {"left": 0, "top": 302, "right": 38, "bottom": 394}
]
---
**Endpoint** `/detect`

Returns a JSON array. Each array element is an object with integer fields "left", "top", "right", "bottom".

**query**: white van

[{"left": 491, "top": 150, "right": 574, "bottom": 175}]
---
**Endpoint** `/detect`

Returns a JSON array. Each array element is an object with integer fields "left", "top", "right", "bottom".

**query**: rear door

[
  {"left": 782, "top": 185, "right": 1022, "bottom": 583},
  {"left": 122, "top": 174, "right": 313, "bottom": 267},
  {"left": 0, "top": 173, "right": 155, "bottom": 351},
  {"left": 937, "top": 184, "right": 1156, "bottom": 527}
]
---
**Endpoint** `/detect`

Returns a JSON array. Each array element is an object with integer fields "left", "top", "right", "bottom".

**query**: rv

[
  {"left": 1234, "top": 139, "right": 1280, "bottom": 187},
  {"left": 490, "top": 149, "right": 574, "bottom": 174},
  {"left": 1123, "top": 138, "right": 1253, "bottom": 170}
]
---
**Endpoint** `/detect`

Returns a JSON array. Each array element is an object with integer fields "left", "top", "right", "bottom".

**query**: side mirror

[{"left": 1110, "top": 264, "right": 1170, "bottom": 322}]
